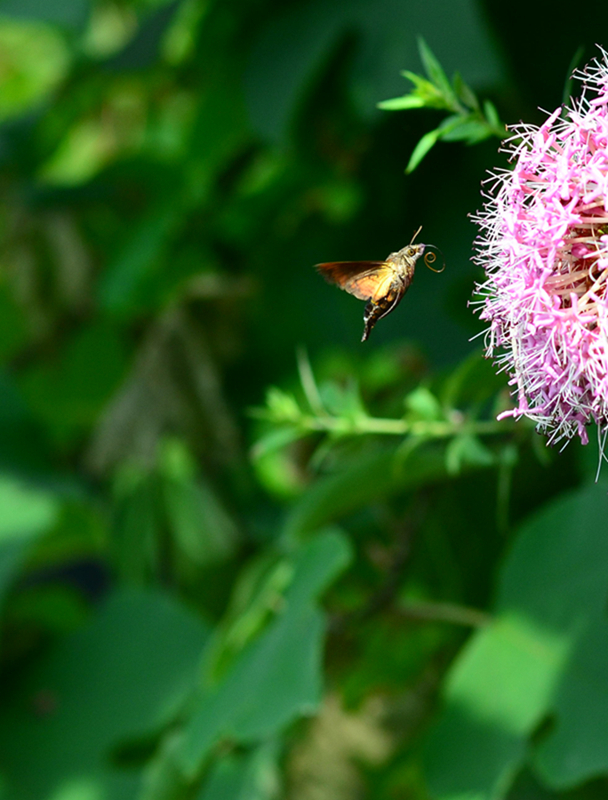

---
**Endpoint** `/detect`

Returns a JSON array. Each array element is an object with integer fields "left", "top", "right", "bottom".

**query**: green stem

[
  {"left": 397, "top": 600, "right": 491, "bottom": 628},
  {"left": 299, "top": 414, "right": 509, "bottom": 439}
]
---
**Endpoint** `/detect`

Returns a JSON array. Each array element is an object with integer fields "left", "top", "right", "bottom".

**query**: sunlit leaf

[
  {"left": 0, "top": 18, "right": 69, "bottom": 121},
  {"left": 424, "top": 482, "right": 608, "bottom": 800},
  {"left": 0, "top": 476, "right": 58, "bottom": 611}
]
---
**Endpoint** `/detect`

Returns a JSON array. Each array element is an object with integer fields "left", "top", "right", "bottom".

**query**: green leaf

[
  {"left": 438, "top": 117, "right": 494, "bottom": 144},
  {"left": 139, "top": 733, "right": 190, "bottom": 800},
  {"left": 440, "top": 349, "right": 504, "bottom": 412},
  {"left": 319, "top": 379, "right": 365, "bottom": 419},
  {"left": 160, "top": 440, "right": 239, "bottom": 567},
  {"left": 453, "top": 72, "right": 480, "bottom": 111},
  {"left": 98, "top": 202, "right": 182, "bottom": 316},
  {"left": 483, "top": 99, "right": 503, "bottom": 131},
  {"left": 112, "top": 468, "right": 163, "bottom": 584},
  {"left": 534, "top": 614, "right": 608, "bottom": 789},
  {"left": 417, "top": 37, "right": 456, "bottom": 108},
  {"left": 424, "top": 482, "right": 608, "bottom": 800},
  {"left": 283, "top": 444, "right": 450, "bottom": 540},
  {"left": 445, "top": 434, "right": 495, "bottom": 476},
  {"left": 0, "top": 476, "right": 58, "bottom": 612},
  {"left": 263, "top": 387, "right": 302, "bottom": 423},
  {"left": 245, "top": 1, "right": 502, "bottom": 140},
  {"left": 425, "top": 614, "right": 570, "bottom": 800},
  {"left": 0, "top": 18, "right": 69, "bottom": 121},
  {"left": 176, "top": 530, "right": 352, "bottom": 777},
  {"left": 0, "top": 589, "right": 210, "bottom": 800},
  {"left": 405, "top": 386, "right": 443, "bottom": 422},
  {"left": 251, "top": 426, "right": 304, "bottom": 460},
  {"left": 406, "top": 128, "right": 442, "bottom": 173},
  {"left": 377, "top": 95, "right": 427, "bottom": 111},
  {"left": 197, "top": 741, "right": 280, "bottom": 800},
  {"left": 19, "top": 322, "right": 128, "bottom": 444}
]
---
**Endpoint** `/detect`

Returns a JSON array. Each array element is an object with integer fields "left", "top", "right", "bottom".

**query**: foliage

[
  {"left": 379, "top": 38, "right": 506, "bottom": 172},
  {"left": 0, "top": 2, "right": 607, "bottom": 800}
]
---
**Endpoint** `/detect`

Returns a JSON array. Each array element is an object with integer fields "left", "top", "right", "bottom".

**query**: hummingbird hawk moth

[{"left": 316, "top": 227, "right": 444, "bottom": 342}]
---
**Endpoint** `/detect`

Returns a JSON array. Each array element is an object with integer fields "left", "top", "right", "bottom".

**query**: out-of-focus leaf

[
  {"left": 0, "top": 588, "right": 210, "bottom": 800},
  {"left": 283, "top": 444, "right": 449, "bottom": 540},
  {"left": 445, "top": 433, "right": 494, "bottom": 475},
  {"left": 98, "top": 202, "right": 183, "bottom": 316},
  {"left": 184, "top": 76, "right": 251, "bottom": 203},
  {"left": 104, "top": 1, "right": 179, "bottom": 71},
  {"left": 424, "top": 482, "right": 608, "bottom": 800},
  {"left": 197, "top": 741, "right": 280, "bottom": 800},
  {"left": 483, "top": 99, "right": 502, "bottom": 129},
  {"left": 425, "top": 615, "right": 570, "bottom": 800},
  {"left": 19, "top": 322, "right": 128, "bottom": 445},
  {"left": 0, "top": 372, "right": 53, "bottom": 475},
  {"left": 439, "top": 116, "right": 494, "bottom": 143},
  {"left": 160, "top": 439, "right": 239, "bottom": 567},
  {"left": 112, "top": 468, "right": 162, "bottom": 585},
  {"left": 534, "top": 615, "right": 608, "bottom": 788},
  {"left": 0, "top": 18, "right": 69, "bottom": 121},
  {"left": 8, "top": 584, "right": 89, "bottom": 634},
  {"left": 176, "top": 529, "right": 352, "bottom": 777},
  {"left": 320, "top": 379, "right": 366, "bottom": 419},
  {"left": 139, "top": 733, "right": 189, "bottom": 800},
  {"left": 251, "top": 426, "right": 304, "bottom": 460},
  {"left": 405, "top": 386, "right": 442, "bottom": 421},
  {"left": 0, "top": 0, "right": 90, "bottom": 29},
  {"left": 260, "top": 387, "right": 302, "bottom": 425},
  {"left": 376, "top": 94, "right": 427, "bottom": 110},
  {"left": 453, "top": 71, "right": 479, "bottom": 110},
  {"left": 440, "top": 349, "right": 504, "bottom": 412},
  {"left": 0, "top": 475, "right": 58, "bottom": 612},
  {"left": 0, "top": 284, "right": 28, "bottom": 363}
]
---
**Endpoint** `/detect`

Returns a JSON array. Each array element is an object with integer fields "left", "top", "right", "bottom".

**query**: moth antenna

[
  {"left": 410, "top": 225, "right": 423, "bottom": 245},
  {"left": 423, "top": 246, "right": 445, "bottom": 274}
]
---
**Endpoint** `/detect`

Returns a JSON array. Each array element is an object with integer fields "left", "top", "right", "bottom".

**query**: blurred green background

[{"left": 2, "top": 1, "right": 608, "bottom": 799}]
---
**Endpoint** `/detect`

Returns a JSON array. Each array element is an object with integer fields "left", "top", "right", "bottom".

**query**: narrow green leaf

[
  {"left": 482, "top": 99, "right": 504, "bottom": 133},
  {"left": 377, "top": 95, "right": 426, "bottom": 111},
  {"left": 453, "top": 72, "right": 480, "bottom": 111},
  {"left": 439, "top": 118, "right": 493, "bottom": 144},
  {"left": 417, "top": 37, "right": 456, "bottom": 108},
  {"left": 406, "top": 128, "right": 442, "bottom": 173}
]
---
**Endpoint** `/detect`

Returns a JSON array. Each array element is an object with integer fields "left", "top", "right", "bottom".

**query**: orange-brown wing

[{"left": 316, "top": 262, "right": 394, "bottom": 302}]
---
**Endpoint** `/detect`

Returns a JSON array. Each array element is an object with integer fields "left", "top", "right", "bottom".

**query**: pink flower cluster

[{"left": 473, "top": 51, "right": 608, "bottom": 450}]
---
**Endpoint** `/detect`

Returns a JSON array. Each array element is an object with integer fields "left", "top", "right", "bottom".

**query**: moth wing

[{"left": 316, "top": 262, "right": 394, "bottom": 301}]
